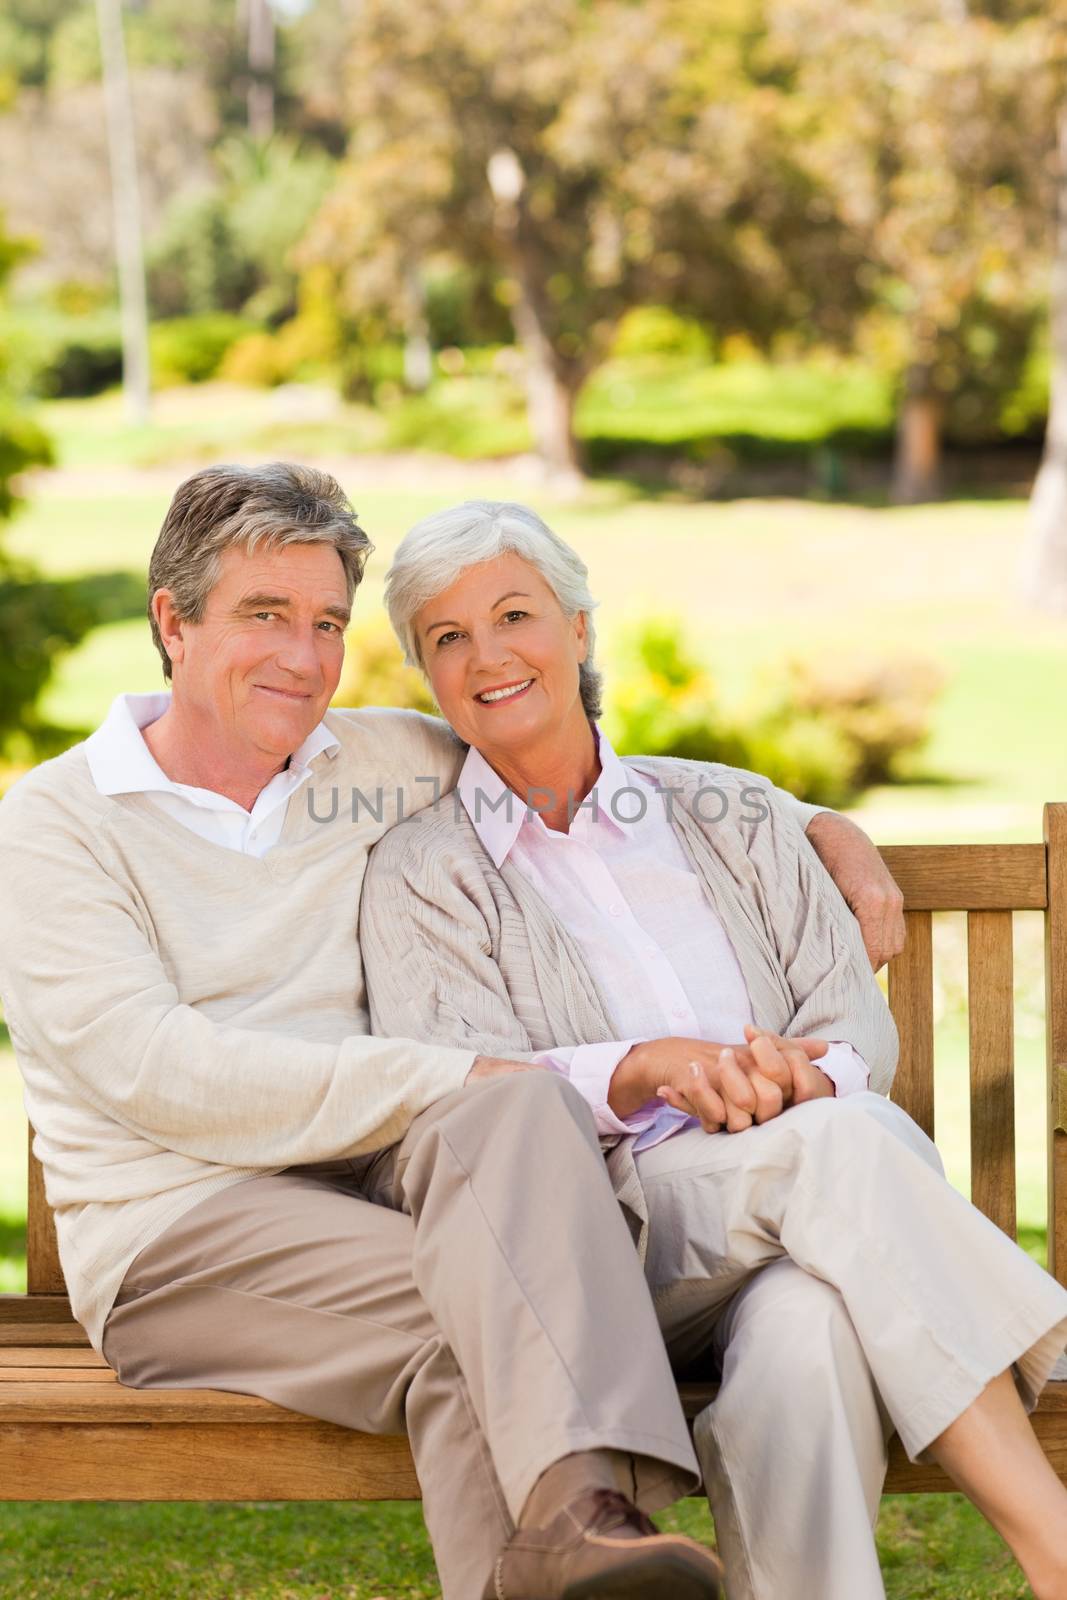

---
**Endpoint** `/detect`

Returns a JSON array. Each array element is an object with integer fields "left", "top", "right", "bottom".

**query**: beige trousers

[
  {"left": 101, "top": 1072, "right": 700, "bottom": 1600},
  {"left": 635, "top": 1090, "right": 1067, "bottom": 1600}
]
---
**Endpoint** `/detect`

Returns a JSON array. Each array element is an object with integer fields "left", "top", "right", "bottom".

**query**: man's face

[{"left": 168, "top": 542, "right": 351, "bottom": 759}]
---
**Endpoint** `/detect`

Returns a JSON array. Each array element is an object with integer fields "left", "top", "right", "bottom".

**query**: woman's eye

[
  {"left": 502, "top": 610, "right": 528, "bottom": 623},
  {"left": 436, "top": 631, "right": 461, "bottom": 647}
]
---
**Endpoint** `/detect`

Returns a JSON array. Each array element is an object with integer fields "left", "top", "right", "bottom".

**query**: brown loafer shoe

[{"left": 482, "top": 1486, "right": 724, "bottom": 1600}]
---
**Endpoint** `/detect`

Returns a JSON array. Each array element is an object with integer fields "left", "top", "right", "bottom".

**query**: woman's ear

[{"left": 574, "top": 610, "right": 589, "bottom": 663}]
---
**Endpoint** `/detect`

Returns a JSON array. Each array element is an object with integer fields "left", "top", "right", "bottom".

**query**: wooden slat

[
  {"left": 0, "top": 1348, "right": 107, "bottom": 1368},
  {"left": 0, "top": 1421, "right": 422, "bottom": 1500},
  {"left": 887, "top": 910, "right": 935, "bottom": 1139},
  {"left": 0, "top": 1324, "right": 90, "bottom": 1348},
  {"left": 878, "top": 844, "right": 1047, "bottom": 911},
  {"left": 0, "top": 1383, "right": 327, "bottom": 1423},
  {"left": 26, "top": 1125, "right": 65, "bottom": 1295},
  {"left": 5, "top": 1383, "right": 1066, "bottom": 1501},
  {"left": 967, "top": 911, "right": 1017, "bottom": 1237},
  {"left": 1047, "top": 803, "right": 1067, "bottom": 1288},
  {"left": 0, "top": 1368, "right": 116, "bottom": 1382},
  {"left": 0, "top": 1294, "right": 76, "bottom": 1324}
]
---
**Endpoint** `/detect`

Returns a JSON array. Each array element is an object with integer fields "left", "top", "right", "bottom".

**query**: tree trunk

[
  {"left": 94, "top": 0, "right": 150, "bottom": 424},
  {"left": 486, "top": 147, "right": 582, "bottom": 483},
  {"left": 508, "top": 291, "right": 581, "bottom": 480},
  {"left": 891, "top": 363, "right": 943, "bottom": 503},
  {"left": 247, "top": 0, "right": 275, "bottom": 142},
  {"left": 1021, "top": 105, "right": 1067, "bottom": 616}
]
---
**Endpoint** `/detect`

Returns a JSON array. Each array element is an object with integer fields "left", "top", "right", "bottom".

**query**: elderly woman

[{"left": 359, "top": 500, "right": 1067, "bottom": 1600}]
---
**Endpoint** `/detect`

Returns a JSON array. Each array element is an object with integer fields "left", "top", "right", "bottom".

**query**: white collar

[
  {"left": 84, "top": 691, "right": 340, "bottom": 804},
  {"left": 457, "top": 723, "right": 639, "bottom": 869}
]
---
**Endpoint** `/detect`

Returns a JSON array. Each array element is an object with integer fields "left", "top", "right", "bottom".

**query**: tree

[
  {"left": 95, "top": 0, "right": 151, "bottom": 420},
  {"left": 243, "top": 0, "right": 275, "bottom": 141},
  {"left": 305, "top": 0, "right": 865, "bottom": 476},
  {"left": 769, "top": 0, "right": 1053, "bottom": 501},
  {"left": 1022, "top": 63, "right": 1067, "bottom": 612},
  {"left": 0, "top": 214, "right": 100, "bottom": 751}
]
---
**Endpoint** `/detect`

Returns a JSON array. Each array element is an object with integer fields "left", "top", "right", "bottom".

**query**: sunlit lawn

[
  {"left": 2, "top": 387, "right": 1062, "bottom": 1596},
  {"left": 9, "top": 389, "right": 1067, "bottom": 846}
]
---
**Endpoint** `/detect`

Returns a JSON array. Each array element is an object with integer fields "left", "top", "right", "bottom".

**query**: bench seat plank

[
  {"left": 2, "top": 1421, "right": 423, "bottom": 1501},
  {"left": 0, "top": 1348, "right": 107, "bottom": 1368},
  {"left": 3, "top": 1386, "right": 1065, "bottom": 1500},
  {"left": 0, "top": 1295, "right": 78, "bottom": 1324},
  {"left": 0, "top": 1324, "right": 91, "bottom": 1347}
]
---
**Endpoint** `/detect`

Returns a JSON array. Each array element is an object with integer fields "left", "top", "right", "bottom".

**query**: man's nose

[{"left": 274, "top": 626, "right": 323, "bottom": 679}]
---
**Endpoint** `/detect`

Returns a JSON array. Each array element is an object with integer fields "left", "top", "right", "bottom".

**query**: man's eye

[
  {"left": 317, "top": 620, "right": 343, "bottom": 634},
  {"left": 254, "top": 611, "right": 277, "bottom": 622}
]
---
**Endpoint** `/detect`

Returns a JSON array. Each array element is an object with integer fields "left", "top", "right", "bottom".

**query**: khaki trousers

[
  {"left": 635, "top": 1091, "right": 1067, "bottom": 1600},
  {"left": 101, "top": 1072, "right": 700, "bottom": 1600}
]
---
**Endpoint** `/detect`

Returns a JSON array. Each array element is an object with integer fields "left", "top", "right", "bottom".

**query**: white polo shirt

[{"left": 84, "top": 691, "right": 340, "bottom": 858}]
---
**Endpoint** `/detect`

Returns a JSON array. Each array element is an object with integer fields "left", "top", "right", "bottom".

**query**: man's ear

[{"left": 152, "top": 589, "right": 186, "bottom": 671}]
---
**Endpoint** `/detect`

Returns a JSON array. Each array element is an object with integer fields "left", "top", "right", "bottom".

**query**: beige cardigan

[{"left": 359, "top": 756, "right": 899, "bottom": 1260}]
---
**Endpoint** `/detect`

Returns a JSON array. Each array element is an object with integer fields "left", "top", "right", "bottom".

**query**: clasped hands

[{"left": 609, "top": 1026, "right": 835, "bottom": 1134}]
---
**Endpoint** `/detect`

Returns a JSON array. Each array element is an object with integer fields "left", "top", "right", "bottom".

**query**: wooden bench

[{"left": 3, "top": 806, "right": 1067, "bottom": 1503}]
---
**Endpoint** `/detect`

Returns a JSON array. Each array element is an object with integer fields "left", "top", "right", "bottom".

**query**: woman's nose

[{"left": 468, "top": 627, "right": 512, "bottom": 672}]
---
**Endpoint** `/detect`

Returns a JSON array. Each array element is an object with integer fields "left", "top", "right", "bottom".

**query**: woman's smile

[{"left": 474, "top": 678, "right": 535, "bottom": 705}]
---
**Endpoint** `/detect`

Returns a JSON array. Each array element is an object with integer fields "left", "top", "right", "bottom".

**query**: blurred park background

[{"left": 2, "top": 0, "right": 1067, "bottom": 1594}]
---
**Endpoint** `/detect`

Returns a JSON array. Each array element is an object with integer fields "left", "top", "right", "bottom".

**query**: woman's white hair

[{"left": 385, "top": 500, "right": 603, "bottom": 720}]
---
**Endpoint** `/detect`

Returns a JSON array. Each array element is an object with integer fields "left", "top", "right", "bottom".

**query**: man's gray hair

[
  {"left": 385, "top": 500, "right": 603, "bottom": 720},
  {"left": 147, "top": 463, "right": 373, "bottom": 680}
]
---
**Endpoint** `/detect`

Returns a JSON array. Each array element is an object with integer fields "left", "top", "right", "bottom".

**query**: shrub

[
  {"left": 610, "top": 307, "right": 712, "bottom": 362},
  {"left": 0, "top": 560, "right": 100, "bottom": 754},
  {"left": 218, "top": 330, "right": 290, "bottom": 387},
  {"left": 602, "top": 617, "right": 942, "bottom": 807},
  {"left": 334, "top": 615, "right": 436, "bottom": 715},
  {"left": 150, "top": 314, "right": 261, "bottom": 386},
  {"left": 0, "top": 400, "right": 52, "bottom": 517},
  {"left": 39, "top": 330, "right": 123, "bottom": 398},
  {"left": 773, "top": 655, "right": 945, "bottom": 788}
]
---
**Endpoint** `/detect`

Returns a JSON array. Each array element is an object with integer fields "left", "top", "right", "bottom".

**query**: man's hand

[
  {"left": 612, "top": 1033, "right": 829, "bottom": 1134},
  {"left": 466, "top": 1055, "right": 544, "bottom": 1083},
  {"left": 804, "top": 812, "right": 905, "bottom": 971}
]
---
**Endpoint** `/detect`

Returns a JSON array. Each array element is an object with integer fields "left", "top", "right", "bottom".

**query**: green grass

[{"left": 0, "top": 1494, "right": 1037, "bottom": 1599}]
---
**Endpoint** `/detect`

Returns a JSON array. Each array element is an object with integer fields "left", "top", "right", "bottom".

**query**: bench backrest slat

[
  {"left": 21, "top": 807, "right": 1067, "bottom": 1300},
  {"left": 27, "top": 1125, "right": 62, "bottom": 1295},
  {"left": 887, "top": 909, "right": 935, "bottom": 1141},
  {"left": 967, "top": 909, "right": 1017, "bottom": 1238},
  {"left": 1046, "top": 804, "right": 1067, "bottom": 1286}
]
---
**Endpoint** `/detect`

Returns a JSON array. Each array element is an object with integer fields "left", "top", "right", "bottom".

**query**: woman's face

[{"left": 414, "top": 551, "right": 588, "bottom": 758}]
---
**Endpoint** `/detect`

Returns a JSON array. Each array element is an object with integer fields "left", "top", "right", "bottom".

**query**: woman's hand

[
  {"left": 742, "top": 1025, "right": 836, "bottom": 1104},
  {"left": 614, "top": 1032, "right": 829, "bottom": 1134}
]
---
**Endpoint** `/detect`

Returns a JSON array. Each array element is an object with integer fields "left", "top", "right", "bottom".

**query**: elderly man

[{"left": 0, "top": 463, "right": 905, "bottom": 1600}]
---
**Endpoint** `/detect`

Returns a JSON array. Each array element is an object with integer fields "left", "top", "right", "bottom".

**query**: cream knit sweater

[
  {"left": 359, "top": 757, "right": 899, "bottom": 1262},
  {"left": 0, "top": 707, "right": 478, "bottom": 1353}
]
